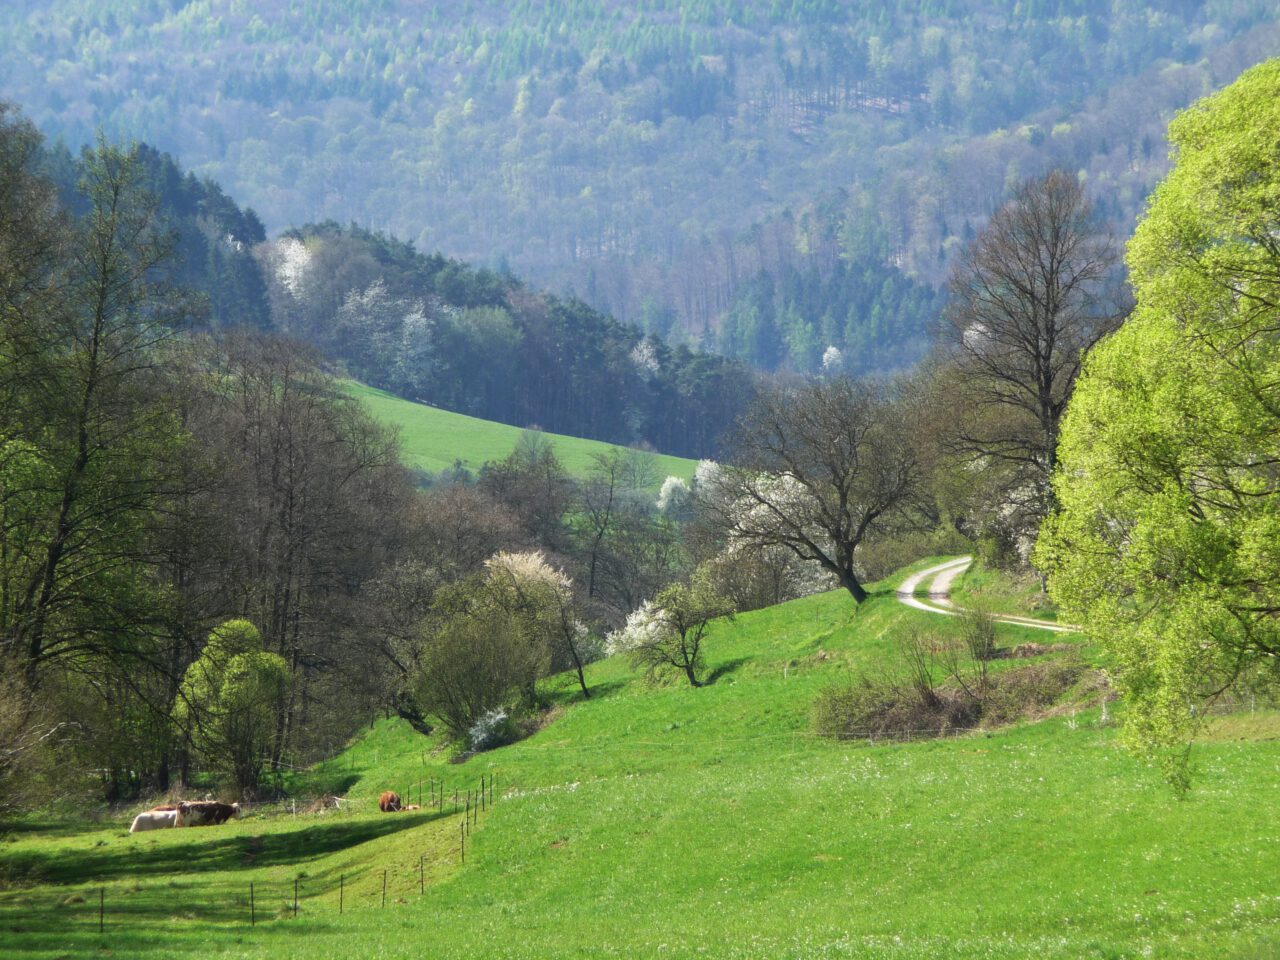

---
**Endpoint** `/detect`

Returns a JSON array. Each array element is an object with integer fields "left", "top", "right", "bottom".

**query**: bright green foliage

[
  {"left": 177, "top": 620, "right": 289, "bottom": 798},
  {"left": 1038, "top": 59, "right": 1280, "bottom": 771},
  {"left": 413, "top": 554, "right": 583, "bottom": 737}
]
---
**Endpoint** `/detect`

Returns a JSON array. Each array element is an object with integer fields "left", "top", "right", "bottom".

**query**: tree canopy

[{"left": 1038, "top": 58, "right": 1280, "bottom": 780}]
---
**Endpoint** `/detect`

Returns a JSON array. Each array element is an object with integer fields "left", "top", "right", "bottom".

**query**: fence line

[{"left": 0, "top": 772, "right": 502, "bottom": 937}]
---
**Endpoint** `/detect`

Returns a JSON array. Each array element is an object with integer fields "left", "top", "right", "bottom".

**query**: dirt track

[{"left": 894, "top": 557, "right": 1078, "bottom": 634}]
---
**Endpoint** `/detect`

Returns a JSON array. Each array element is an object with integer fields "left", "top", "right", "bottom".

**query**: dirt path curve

[{"left": 895, "top": 557, "right": 1079, "bottom": 634}]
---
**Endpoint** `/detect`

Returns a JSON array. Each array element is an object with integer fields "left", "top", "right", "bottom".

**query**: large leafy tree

[
  {"left": 1038, "top": 59, "right": 1280, "bottom": 778},
  {"left": 1, "top": 133, "right": 190, "bottom": 685}
]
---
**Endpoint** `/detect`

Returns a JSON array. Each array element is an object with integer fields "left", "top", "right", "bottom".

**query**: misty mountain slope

[{"left": 4, "top": 2, "right": 1277, "bottom": 373}]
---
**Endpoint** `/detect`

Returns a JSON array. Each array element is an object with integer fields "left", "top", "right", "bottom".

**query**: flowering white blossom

[
  {"left": 693, "top": 459, "right": 722, "bottom": 490},
  {"left": 656, "top": 475, "right": 690, "bottom": 513},
  {"left": 821, "top": 345, "right": 844, "bottom": 373},
  {"left": 273, "top": 236, "right": 312, "bottom": 296},
  {"left": 630, "top": 339, "right": 661, "bottom": 375},
  {"left": 485, "top": 550, "right": 571, "bottom": 591},
  {"left": 605, "top": 600, "right": 668, "bottom": 656},
  {"left": 467, "top": 708, "right": 511, "bottom": 752}
]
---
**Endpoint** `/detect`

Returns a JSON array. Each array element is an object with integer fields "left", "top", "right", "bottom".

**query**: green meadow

[
  {"left": 3, "top": 562, "right": 1279, "bottom": 959},
  {"left": 345, "top": 381, "right": 699, "bottom": 485}
]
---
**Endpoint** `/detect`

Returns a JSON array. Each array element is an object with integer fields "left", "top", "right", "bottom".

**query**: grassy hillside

[
  {"left": 346, "top": 381, "right": 699, "bottom": 485},
  {"left": 3, "top": 564, "right": 1279, "bottom": 958}
]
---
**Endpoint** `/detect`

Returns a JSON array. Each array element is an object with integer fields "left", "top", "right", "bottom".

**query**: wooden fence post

[
  {"left": 340, "top": 874, "right": 344, "bottom": 914},
  {"left": 250, "top": 881, "right": 255, "bottom": 926}
]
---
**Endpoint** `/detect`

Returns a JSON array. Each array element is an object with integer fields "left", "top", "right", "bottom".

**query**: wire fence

[{"left": 0, "top": 773, "right": 500, "bottom": 937}]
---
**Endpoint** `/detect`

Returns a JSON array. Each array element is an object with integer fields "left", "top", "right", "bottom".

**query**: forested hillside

[
  {"left": 34, "top": 138, "right": 752, "bottom": 457},
  {"left": 2, "top": 1, "right": 1277, "bottom": 373}
]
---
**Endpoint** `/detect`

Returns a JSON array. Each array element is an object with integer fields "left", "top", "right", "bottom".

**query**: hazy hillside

[{"left": 5, "top": 2, "right": 1278, "bottom": 373}]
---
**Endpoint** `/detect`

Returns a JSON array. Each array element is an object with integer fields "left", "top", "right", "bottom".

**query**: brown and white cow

[{"left": 379, "top": 791, "right": 402, "bottom": 812}]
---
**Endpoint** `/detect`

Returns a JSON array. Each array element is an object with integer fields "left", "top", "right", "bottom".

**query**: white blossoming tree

[
  {"left": 701, "top": 378, "right": 921, "bottom": 605},
  {"left": 606, "top": 568, "right": 735, "bottom": 687},
  {"left": 656, "top": 475, "right": 691, "bottom": 515}
]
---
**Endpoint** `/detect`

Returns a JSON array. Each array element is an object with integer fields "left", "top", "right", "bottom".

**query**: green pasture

[
  {"left": 345, "top": 381, "right": 699, "bottom": 486},
  {"left": 950, "top": 561, "right": 1061, "bottom": 623},
  {"left": 3, "top": 561, "right": 1279, "bottom": 958}
]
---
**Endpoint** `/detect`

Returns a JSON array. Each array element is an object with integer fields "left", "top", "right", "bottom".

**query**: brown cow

[
  {"left": 379, "top": 791, "right": 402, "bottom": 812},
  {"left": 177, "top": 801, "right": 240, "bottom": 826}
]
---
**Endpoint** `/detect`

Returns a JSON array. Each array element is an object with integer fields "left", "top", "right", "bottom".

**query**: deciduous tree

[
  {"left": 704, "top": 377, "right": 920, "bottom": 605},
  {"left": 944, "top": 170, "right": 1127, "bottom": 552},
  {"left": 607, "top": 567, "right": 735, "bottom": 687},
  {"left": 1038, "top": 60, "right": 1280, "bottom": 780}
]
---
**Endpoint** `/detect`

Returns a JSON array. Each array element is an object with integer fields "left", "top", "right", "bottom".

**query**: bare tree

[
  {"left": 944, "top": 170, "right": 1128, "bottom": 537},
  {"left": 704, "top": 377, "right": 921, "bottom": 605}
]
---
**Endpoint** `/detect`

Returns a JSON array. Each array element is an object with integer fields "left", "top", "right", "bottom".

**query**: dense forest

[
  {"left": 0, "top": 108, "right": 770, "bottom": 803},
  {"left": 34, "top": 139, "right": 755, "bottom": 458},
  {"left": 3, "top": 2, "right": 1277, "bottom": 373}
]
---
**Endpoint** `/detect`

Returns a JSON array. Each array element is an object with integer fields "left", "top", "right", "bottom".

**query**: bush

[
  {"left": 982, "top": 658, "right": 1085, "bottom": 725},
  {"left": 812, "top": 627, "right": 1087, "bottom": 742},
  {"left": 959, "top": 607, "right": 997, "bottom": 663},
  {"left": 811, "top": 673, "right": 981, "bottom": 740},
  {"left": 467, "top": 708, "right": 518, "bottom": 753}
]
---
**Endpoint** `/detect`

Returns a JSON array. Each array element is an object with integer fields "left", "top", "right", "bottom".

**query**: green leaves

[
  {"left": 1039, "top": 59, "right": 1280, "bottom": 776},
  {"left": 177, "top": 620, "right": 288, "bottom": 798}
]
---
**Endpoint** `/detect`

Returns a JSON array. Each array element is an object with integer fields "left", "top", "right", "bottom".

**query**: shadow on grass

[
  {"left": 0, "top": 812, "right": 444, "bottom": 888},
  {"left": 706, "top": 658, "right": 750, "bottom": 685},
  {"left": 1, "top": 896, "right": 346, "bottom": 957},
  {"left": 545, "top": 677, "right": 630, "bottom": 707}
]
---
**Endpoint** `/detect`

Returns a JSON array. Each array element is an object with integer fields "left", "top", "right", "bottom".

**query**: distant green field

[
  {"left": 4, "top": 562, "right": 1278, "bottom": 959},
  {"left": 345, "top": 381, "right": 699, "bottom": 485}
]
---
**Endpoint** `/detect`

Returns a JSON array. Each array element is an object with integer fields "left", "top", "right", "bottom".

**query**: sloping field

[
  {"left": 3, "top": 562, "right": 1278, "bottom": 959},
  {"left": 345, "top": 381, "right": 699, "bottom": 485}
]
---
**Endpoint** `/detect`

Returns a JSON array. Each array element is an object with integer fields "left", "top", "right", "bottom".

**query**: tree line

[{"left": 0, "top": 108, "right": 791, "bottom": 810}]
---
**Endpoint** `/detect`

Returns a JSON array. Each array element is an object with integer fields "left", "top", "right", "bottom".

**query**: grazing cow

[
  {"left": 177, "top": 801, "right": 241, "bottom": 827},
  {"left": 379, "top": 791, "right": 402, "bottom": 812},
  {"left": 129, "top": 809, "right": 180, "bottom": 833}
]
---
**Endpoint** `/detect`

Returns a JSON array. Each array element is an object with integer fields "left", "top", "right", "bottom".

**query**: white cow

[{"left": 129, "top": 808, "right": 185, "bottom": 833}]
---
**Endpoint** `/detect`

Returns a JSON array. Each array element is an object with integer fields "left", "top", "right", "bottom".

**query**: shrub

[
  {"left": 812, "top": 627, "right": 1087, "bottom": 742},
  {"left": 982, "top": 658, "right": 1085, "bottom": 725},
  {"left": 467, "top": 708, "right": 518, "bottom": 753},
  {"left": 959, "top": 607, "right": 997, "bottom": 662}
]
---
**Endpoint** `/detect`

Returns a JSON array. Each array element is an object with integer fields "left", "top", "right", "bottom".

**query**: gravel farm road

[{"left": 895, "top": 557, "right": 1079, "bottom": 634}]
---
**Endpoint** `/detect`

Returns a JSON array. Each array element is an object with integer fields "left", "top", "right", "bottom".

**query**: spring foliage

[
  {"left": 175, "top": 621, "right": 288, "bottom": 798},
  {"left": 1039, "top": 59, "right": 1280, "bottom": 774}
]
